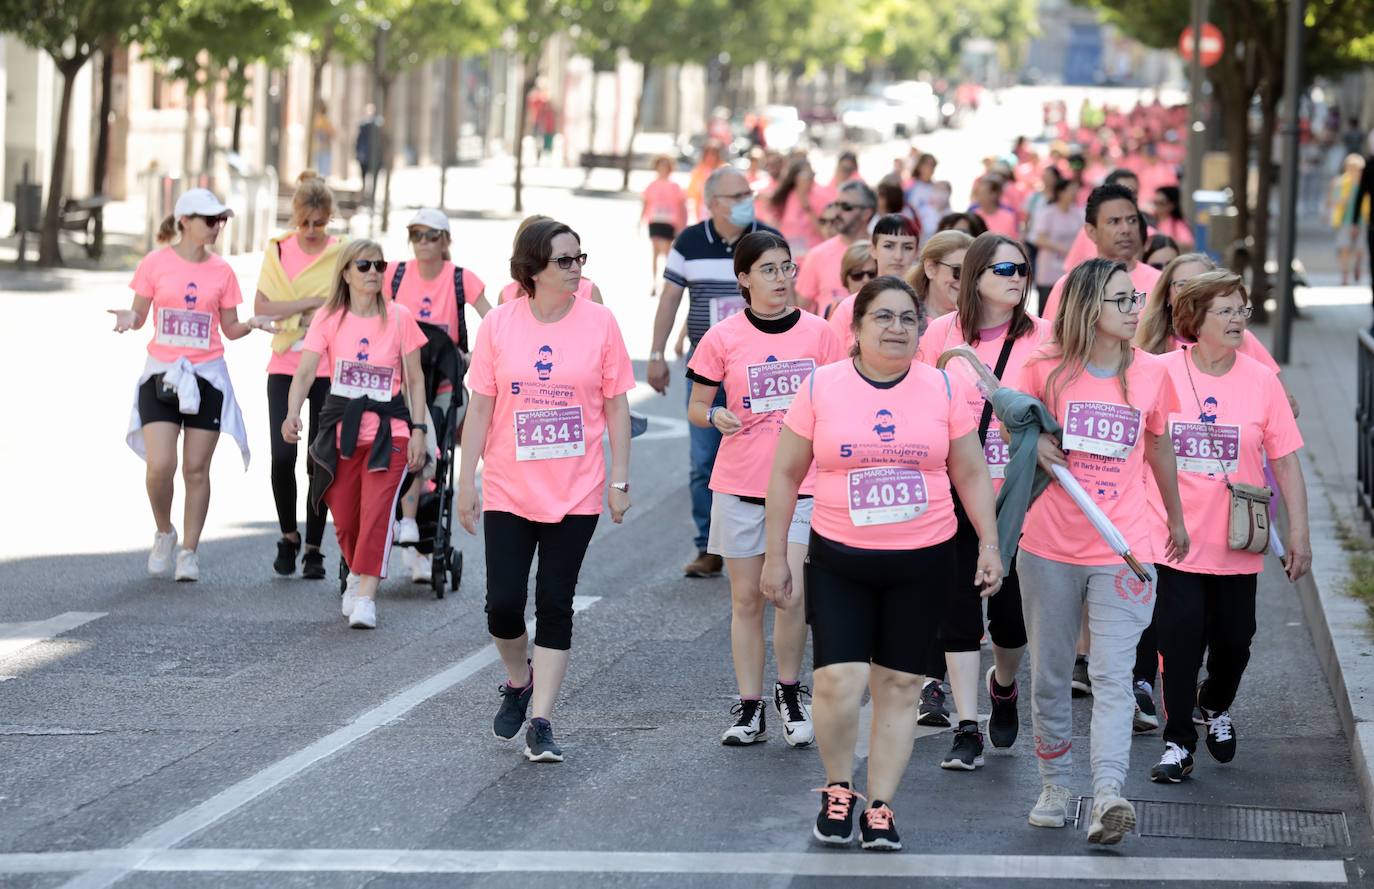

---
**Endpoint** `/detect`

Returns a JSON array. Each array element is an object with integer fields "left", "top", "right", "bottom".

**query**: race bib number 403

[
  {"left": 847, "top": 467, "right": 928, "bottom": 526},
  {"left": 1062, "top": 401, "right": 1141, "bottom": 460},
  {"left": 515, "top": 406, "right": 586, "bottom": 461},
  {"left": 746, "top": 358, "right": 814, "bottom": 412},
  {"left": 156, "top": 308, "right": 212, "bottom": 350},
  {"left": 1170, "top": 421, "right": 1240, "bottom": 474},
  {"left": 332, "top": 360, "right": 394, "bottom": 401}
]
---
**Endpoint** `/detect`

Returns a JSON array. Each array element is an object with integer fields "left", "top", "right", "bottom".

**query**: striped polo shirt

[{"left": 663, "top": 218, "right": 781, "bottom": 346}]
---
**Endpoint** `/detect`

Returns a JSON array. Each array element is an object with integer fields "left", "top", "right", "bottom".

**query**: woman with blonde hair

[
  {"left": 906, "top": 229, "right": 973, "bottom": 319},
  {"left": 283, "top": 239, "right": 430, "bottom": 629},
  {"left": 254, "top": 171, "right": 349, "bottom": 579},
  {"left": 826, "top": 241, "right": 877, "bottom": 319},
  {"left": 1017, "top": 258, "right": 1189, "bottom": 844},
  {"left": 1328, "top": 153, "right": 1367, "bottom": 286}
]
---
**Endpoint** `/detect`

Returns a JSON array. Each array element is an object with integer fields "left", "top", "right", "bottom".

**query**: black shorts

[
  {"left": 805, "top": 530, "right": 957, "bottom": 676},
  {"left": 648, "top": 222, "right": 676, "bottom": 241},
  {"left": 138, "top": 375, "right": 224, "bottom": 431},
  {"left": 936, "top": 503, "right": 1027, "bottom": 652}
]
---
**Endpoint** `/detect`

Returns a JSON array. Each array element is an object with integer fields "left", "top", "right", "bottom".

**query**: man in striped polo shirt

[{"left": 648, "top": 166, "right": 781, "bottom": 578}]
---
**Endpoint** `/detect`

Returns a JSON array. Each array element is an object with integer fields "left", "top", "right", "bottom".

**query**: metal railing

[{"left": 1358, "top": 330, "right": 1374, "bottom": 530}]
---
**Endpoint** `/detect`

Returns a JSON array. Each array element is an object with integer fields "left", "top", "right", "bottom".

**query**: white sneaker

[
  {"left": 349, "top": 597, "right": 377, "bottom": 629},
  {"left": 148, "top": 529, "right": 178, "bottom": 575},
  {"left": 1028, "top": 783, "right": 1071, "bottom": 828},
  {"left": 395, "top": 518, "right": 420, "bottom": 544},
  {"left": 1087, "top": 786, "right": 1136, "bottom": 845},
  {"left": 342, "top": 573, "right": 361, "bottom": 618},
  {"left": 173, "top": 549, "right": 199, "bottom": 582},
  {"left": 773, "top": 682, "right": 814, "bottom": 747},
  {"left": 407, "top": 548, "right": 430, "bottom": 584}
]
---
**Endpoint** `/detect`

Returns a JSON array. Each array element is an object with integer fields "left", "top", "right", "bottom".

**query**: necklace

[{"left": 751, "top": 305, "right": 790, "bottom": 320}]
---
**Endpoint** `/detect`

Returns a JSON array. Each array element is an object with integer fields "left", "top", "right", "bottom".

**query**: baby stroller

[{"left": 338, "top": 321, "right": 467, "bottom": 598}]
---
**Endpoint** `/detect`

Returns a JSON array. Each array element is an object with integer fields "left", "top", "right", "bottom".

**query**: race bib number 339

[
  {"left": 1062, "top": 401, "right": 1141, "bottom": 460},
  {"left": 332, "top": 360, "right": 394, "bottom": 401},
  {"left": 746, "top": 358, "right": 814, "bottom": 412},
  {"left": 515, "top": 406, "right": 586, "bottom": 461},
  {"left": 847, "top": 467, "right": 928, "bottom": 526}
]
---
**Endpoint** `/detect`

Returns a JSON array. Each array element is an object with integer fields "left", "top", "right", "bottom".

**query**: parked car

[
  {"left": 872, "top": 81, "right": 942, "bottom": 135},
  {"left": 838, "top": 96, "right": 904, "bottom": 142},
  {"left": 760, "top": 104, "right": 808, "bottom": 151}
]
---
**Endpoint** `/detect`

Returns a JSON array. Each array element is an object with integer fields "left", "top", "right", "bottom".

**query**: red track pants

[{"left": 324, "top": 438, "right": 408, "bottom": 578}]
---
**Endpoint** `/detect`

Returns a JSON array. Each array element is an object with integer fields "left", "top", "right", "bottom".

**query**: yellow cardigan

[{"left": 256, "top": 234, "right": 348, "bottom": 354}]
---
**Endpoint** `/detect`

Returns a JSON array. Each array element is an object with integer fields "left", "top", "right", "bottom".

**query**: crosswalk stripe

[{"left": 0, "top": 612, "right": 106, "bottom": 661}]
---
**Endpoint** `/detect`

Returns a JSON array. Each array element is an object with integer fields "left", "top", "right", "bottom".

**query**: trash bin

[
  {"left": 14, "top": 182, "right": 41, "bottom": 234},
  {"left": 1192, "top": 189, "right": 1236, "bottom": 262}
]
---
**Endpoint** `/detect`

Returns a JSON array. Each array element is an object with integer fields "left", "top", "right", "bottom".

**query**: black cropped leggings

[{"left": 267, "top": 374, "right": 330, "bottom": 547}]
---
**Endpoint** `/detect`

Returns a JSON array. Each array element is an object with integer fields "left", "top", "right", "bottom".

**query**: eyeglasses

[
  {"left": 866, "top": 309, "right": 921, "bottom": 329},
  {"left": 1207, "top": 306, "right": 1253, "bottom": 320},
  {"left": 937, "top": 261, "right": 962, "bottom": 281},
  {"left": 551, "top": 253, "right": 589, "bottom": 270},
  {"left": 834, "top": 201, "right": 871, "bottom": 213},
  {"left": 352, "top": 259, "right": 387, "bottom": 273},
  {"left": 848, "top": 269, "right": 878, "bottom": 283},
  {"left": 986, "top": 261, "right": 1029, "bottom": 278},
  {"left": 756, "top": 262, "right": 798, "bottom": 280},
  {"left": 409, "top": 229, "right": 445, "bottom": 243},
  {"left": 196, "top": 214, "right": 230, "bottom": 227},
  {"left": 1103, "top": 291, "right": 1146, "bottom": 313}
]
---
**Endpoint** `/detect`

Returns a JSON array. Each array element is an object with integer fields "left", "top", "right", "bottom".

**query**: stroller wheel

[
  {"left": 431, "top": 556, "right": 447, "bottom": 598},
  {"left": 450, "top": 549, "right": 463, "bottom": 593}
]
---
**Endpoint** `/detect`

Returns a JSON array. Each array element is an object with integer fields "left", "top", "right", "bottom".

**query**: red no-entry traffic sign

[{"left": 1179, "top": 23, "right": 1225, "bottom": 68}]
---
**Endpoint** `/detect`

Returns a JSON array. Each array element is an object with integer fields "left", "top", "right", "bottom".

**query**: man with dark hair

[
  {"left": 1063, "top": 168, "right": 1155, "bottom": 270},
  {"left": 356, "top": 103, "right": 383, "bottom": 205},
  {"left": 1040, "top": 183, "right": 1162, "bottom": 322},
  {"left": 795, "top": 180, "right": 877, "bottom": 314}
]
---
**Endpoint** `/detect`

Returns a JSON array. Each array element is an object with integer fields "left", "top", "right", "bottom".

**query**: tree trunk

[
  {"left": 91, "top": 37, "right": 115, "bottom": 260},
  {"left": 1213, "top": 54, "right": 1252, "bottom": 280},
  {"left": 379, "top": 74, "right": 396, "bottom": 233},
  {"left": 1250, "top": 79, "right": 1280, "bottom": 322},
  {"left": 439, "top": 56, "right": 458, "bottom": 209},
  {"left": 513, "top": 52, "right": 539, "bottom": 214},
  {"left": 306, "top": 28, "right": 335, "bottom": 173},
  {"left": 620, "top": 64, "right": 649, "bottom": 192},
  {"left": 232, "top": 103, "right": 244, "bottom": 153},
  {"left": 182, "top": 81, "right": 200, "bottom": 178},
  {"left": 38, "top": 57, "right": 86, "bottom": 267},
  {"left": 202, "top": 74, "right": 219, "bottom": 179}
]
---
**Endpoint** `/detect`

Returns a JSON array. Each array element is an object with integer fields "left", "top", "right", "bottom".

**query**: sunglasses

[
  {"left": 987, "top": 261, "right": 1029, "bottom": 278},
  {"left": 352, "top": 259, "right": 388, "bottom": 273},
  {"left": 195, "top": 214, "right": 230, "bottom": 227},
  {"left": 937, "top": 260, "right": 962, "bottom": 281},
  {"left": 409, "top": 229, "right": 445, "bottom": 243},
  {"left": 848, "top": 269, "right": 878, "bottom": 283},
  {"left": 834, "top": 201, "right": 870, "bottom": 213},
  {"left": 551, "top": 253, "right": 589, "bottom": 270}
]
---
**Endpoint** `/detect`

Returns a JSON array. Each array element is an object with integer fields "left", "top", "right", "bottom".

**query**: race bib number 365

[
  {"left": 515, "top": 406, "right": 586, "bottom": 461},
  {"left": 847, "top": 467, "right": 928, "bottom": 526},
  {"left": 983, "top": 427, "right": 1010, "bottom": 480},
  {"left": 332, "top": 360, "right": 395, "bottom": 401},
  {"left": 746, "top": 358, "right": 814, "bottom": 412},
  {"left": 1062, "top": 401, "right": 1141, "bottom": 460},
  {"left": 1171, "top": 421, "right": 1240, "bottom": 474},
  {"left": 156, "top": 308, "right": 212, "bottom": 350}
]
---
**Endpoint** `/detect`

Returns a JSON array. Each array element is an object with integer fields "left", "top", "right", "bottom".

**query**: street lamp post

[
  {"left": 1183, "top": 0, "right": 1208, "bottom": 223},
  {"left": 1272, "top": 0, "right": 1305, "bottom": 365}
]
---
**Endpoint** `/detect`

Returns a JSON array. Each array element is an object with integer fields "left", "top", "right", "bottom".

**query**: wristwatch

[
  {"left": 609, "top": 482, "right": 630, "bottom": 493},
  {"left": 409, "top": 421, "right": 429, "bottom": 433}
]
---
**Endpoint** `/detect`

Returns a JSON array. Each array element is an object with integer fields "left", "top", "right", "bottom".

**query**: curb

[{"left": 1294, "top": 449, "right": 1374, "bottom": 834}]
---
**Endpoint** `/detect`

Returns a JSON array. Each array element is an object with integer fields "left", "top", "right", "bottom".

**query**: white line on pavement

[
  {"left": 55, "top": 597, "right": 601, "bottom": 889},
  {"left": 5, "top": 848, "right": 1349, "bottom": 882},
  {"left": 0, "top": 612, "right": 106, "bottom": 661}
]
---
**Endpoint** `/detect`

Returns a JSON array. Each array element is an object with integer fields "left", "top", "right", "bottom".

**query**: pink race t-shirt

[
  {"left": 383, "top": 261, "right": 483, "bottom": 346},
  {"left": 266, "top": 234, "right": 336, "bottom": 377},
  {"left": 1019, "top": 346, "right": 1180, "bottom": 566},
  {"left": 794, "top": 235, "right": 850, "bottom": 313},
  {"left": 687, "top": 309, "right": 843, "bottom": 498},
  {"left": 974, "top": 205, "right": 1019, "bottom": 238},
  {"left": 783, "top": 360, "right": 977, "bottom": 550},
  {"left": 1062, "top": 224, "right": 1160, "bottom": 275},
  {"left": 826, "top": 293, "right": 857, "bottom": 353},
  {"left": 1146, "top": 349, "right": 1302, "bottom": 574},
  {"left": 497, "top": 277, "right": 596, "bottom": 305},
  {"left": 467, "top": 297, "right": 636, "bottom": 523},
  {"left": 1170, "top": 330, "right": 1279, "bottom": 375},
  {"left": 130, "top": 247, "right": 243, "bottom": 364},
  {"left": 301, "top": 303, "right": 427, "bottom": 444},
  {"left": 917, "top": 313, "right": 1054, "bottom": 493},
  {"left": 642, "top": 178, "right": 688, "bottom": 230},
  {"left": 1040, "top": 261, "right": 1161, "bottom": 324}
]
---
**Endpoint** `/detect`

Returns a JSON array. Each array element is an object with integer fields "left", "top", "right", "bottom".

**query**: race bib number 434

[
  {"left": 515, "top": 406, "right": 586, "bottom": 461},
  {"left": 847, "top": 467, "right": 928, "bottom": 526},
  {"left": 746, "top": 358, "right": 814, "bottom": 412},
  {"left": 1062, "top": 401, "right": 1141, "bottom": 460}
]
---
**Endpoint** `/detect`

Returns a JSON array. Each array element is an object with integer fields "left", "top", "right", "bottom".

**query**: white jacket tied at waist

[{"left": 125, "top": 355, "right": 251, "bottom": 469}]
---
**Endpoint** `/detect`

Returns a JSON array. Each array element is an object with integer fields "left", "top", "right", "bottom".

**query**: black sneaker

[
  {"left": 1150, "top": 741, "right": 1195, "bottom": 783},
  {"left": 860, "top": 803, "right": 901, "bottom": 851},
  {"left": 940, "top": 722, "right": 985, "bottom": 771},
  {"left": 492, "top": 665, "right": 533, "bottom": 740},
  {"left": 273, "top": 537, "right": 300, "bottom": 576},
  {"left": 1132, "top": 680, "right": 1160, "bottom": 732},
  {"left": 1192, "top": 681, "right": 1208, "bottom": 724},
  {"left": 812, "top": 782, "right": 862, "bottom": 845},
  {"left": 301, "top": 549, "right": 326, "bottom": 580},
  {"left": 1202, "top": 708, "right": 1236, "bottom": 763},
  {"left": 1071, "top": 656, "right": 1092, "bottom": 697},
  {"left": 523, "top": 717, "right": 563, "bottom": 763},
  {"left": 721, "top": 698, "right": 767, "bottom": 745},
  {"left": 917, "top": 680, "right": 951, "bottom": 727},
  {"left": 986, "top": 666, "right": 1019, "bottom": 749}
]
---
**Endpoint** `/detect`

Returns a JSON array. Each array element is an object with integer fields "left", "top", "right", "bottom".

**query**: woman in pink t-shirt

[
  {"left": 686, "top": 231, "right": 843, "bottom": 749},
  {"left": 496, "top": 215, "right": 603, "bottom": 305},
  {"left": 767, "top": 158, "right": 831, "bottom": 259},
  {"left": 761, "top": 276, "right": 1001, "bottom": 851},
  {"left": 913, "top": 234, "right": 1053, "bottom": 769},
  {"left": 253, "top": 172, "right": 346, "bottom": 581},
  {"left": 285, "top": 239, "right": 430, "bottom": 630},
  {"left": 457, "top": 219, "right": 635, "bottom": 764},
  {"left": 1143, "top": 271, "right": 1310, "bottom": 785},
  {"left": 970, "top": 176, "right": 1019, "bottom": 239},
  {"left": 111, "top": 188, "right": 274, "bottom": 583},
  {"left": 827, "top": 215, "right": 921, "bottom": 352},
  {"left": 1017, "top": 258, "right": 1190, "bottom": 844},
  {"left": 642, "top": 155, "right": 688, "bottom": 294},
  {"left": 906, "top": 229, "right": 972, "bottom": 320}
]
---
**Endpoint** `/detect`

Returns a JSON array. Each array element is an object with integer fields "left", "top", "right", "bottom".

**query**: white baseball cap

[
  {"left": 406, "top": 208, "right": 450, "bottom": 232},
  {"left": 173, "top": 188, "right": 233, "bottom": 219}
]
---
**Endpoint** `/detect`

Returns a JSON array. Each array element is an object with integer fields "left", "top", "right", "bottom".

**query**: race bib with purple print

[
  {"left": 709, "top": 295, "right": 747, "bottom": 327},
  {"left": 156, "top": 308, "right": 212, "bottom": 350},
  {"left": 983, "top": 427, "right": 1011, "bottom": 480},
  {"left": 746, "top": 358, "right": 814, "bottom": 412},
  {"left": 1062, "top": 400, "right": 1141, "bottom": 460},
  {"left": 1170, "top": 421, "right": 1240, "bottom": 474},
  {"left": 332, "top": 360, "right": 394, "bottom": 401},
  {"left": 846, "top": 467, "right": 928, "bottom": 526},
  {"left": 515, "top": 406, "right": 586, "bottom": 461}
]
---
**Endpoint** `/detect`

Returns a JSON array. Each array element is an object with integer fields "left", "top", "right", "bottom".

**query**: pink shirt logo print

[
  {"left": 873, "top": 409, "right": 897, "bottom": 443},
  {"left": 418, "top": 296, "right": 434, "bottom": 322},
  {"left": 184, "top": 283, "right": 198, "bottom": 309},
  {"left": 356, "top": 338, "right": 370, "bottom": 362},
  {"left": 535, "top": 345, "right": 555, "bottom": 381}
]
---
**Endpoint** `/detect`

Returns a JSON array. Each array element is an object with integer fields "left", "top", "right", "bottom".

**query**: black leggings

[
  {"left": 484, "top": 511, "right": 599, "bottom": 651},
  {"left": 267, "top": 374, "right": 330, "bottom": 547},
  {"left": 1153, "top": 564, "right": 1258, "bottom": 751}
]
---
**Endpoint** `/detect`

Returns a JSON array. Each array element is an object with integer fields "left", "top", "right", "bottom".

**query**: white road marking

[
  {"left": 0, "top": 612, "right": 105, "bottom": 661},
  {"left": 55, "top": 597, "right": 601, "bottom": 889},
  {"left": 2, "top": 848, "right": 1348, "bottom": 882}
]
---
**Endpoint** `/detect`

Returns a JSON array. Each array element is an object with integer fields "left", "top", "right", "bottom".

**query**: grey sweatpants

[{"left": 1018, "top": 551, "right": 1157, "bottom": 796}]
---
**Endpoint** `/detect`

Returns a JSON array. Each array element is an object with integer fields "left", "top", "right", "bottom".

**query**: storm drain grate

[{"left": 1072, "top": 798, "right": 1351, "bottom": 847}]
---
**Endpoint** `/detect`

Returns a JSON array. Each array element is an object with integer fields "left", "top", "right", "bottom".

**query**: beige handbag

[{"left": 1182, "top": 348, "right": 1271, "bottom": 554}]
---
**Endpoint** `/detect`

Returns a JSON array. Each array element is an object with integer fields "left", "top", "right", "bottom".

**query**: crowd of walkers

[{"left": 111, "top": 95, "right": 1312, "bottom": 852}]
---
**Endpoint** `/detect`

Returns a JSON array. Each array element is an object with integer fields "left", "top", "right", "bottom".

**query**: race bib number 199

[
  {"left": 515, "top": 406, "right": 586, "bottom": 461},
  {"left": 847, "top": 467, "right": 928, "bottom": 526},
  {"left": 1062, "top": 401, "right": 1141, "bottom": 460}
]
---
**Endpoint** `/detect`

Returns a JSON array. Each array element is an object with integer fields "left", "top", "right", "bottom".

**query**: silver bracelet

[{"left": 979, "top": 543, "right": 999, "bottom": 552}]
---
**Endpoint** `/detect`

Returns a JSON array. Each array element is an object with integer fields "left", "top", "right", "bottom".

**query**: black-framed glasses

[
  {"left": 848, "top": 268, "right": 878, "bottom": 283},
  {"left": 409, "top": 229, "right": 445, "bottom": 243},
  {"left": 551, "top": 253, "right": 588, "bottom": 270},
  {"left": 1104, "top": 290, "right": 1146, "bottom": 313},
  {"left": 756, "top": 262, "right": 798, "bottom": 280},
  {"left": 937, "top": 261, "right": 962, "bottom": 281},
  {"left": 866, "top": 309, "right": 921, "bottom": 329},
  {"left": 196, "top": 214, "right": 230, "bottom": 227},
  {"left": 352, "top": 259, "right": 387, "bottom": 273},
  {"left": 987, "top": 261, "right": 1029, "bottom": 278}
]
